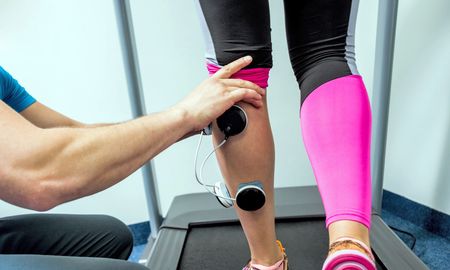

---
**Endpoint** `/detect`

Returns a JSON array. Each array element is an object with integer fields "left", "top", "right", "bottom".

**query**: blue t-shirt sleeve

[{"left": 0, "top": 66, "right": 36, "bottom": 112}]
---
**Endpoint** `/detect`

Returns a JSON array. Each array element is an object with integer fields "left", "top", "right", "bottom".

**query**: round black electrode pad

[
  {"left": 217, "top": 105, "right": 247, "bottom": 137},
  {"left": 236, "top": 186, "right": 266, "bottom": 211}
]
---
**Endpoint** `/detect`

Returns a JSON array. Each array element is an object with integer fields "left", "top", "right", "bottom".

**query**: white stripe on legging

[
  {"left": 195, "top": 0, "right": 218, "bottom": 66},
  {"left": 345, "top": 0, "right": 360, "bottom": 75}
]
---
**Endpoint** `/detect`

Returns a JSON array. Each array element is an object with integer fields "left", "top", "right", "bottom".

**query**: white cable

[
  {"left": 194, "top": 131, "right": 236, "bottom": 201},
  {"left": 194, "top": 131, "right": 216, "bottom": 188},
  {"left": 199, "top": 138, "right": 227, "bottom": 186},
  {"left": 194, "top": 131, "right": 209, "bottom": 187}
]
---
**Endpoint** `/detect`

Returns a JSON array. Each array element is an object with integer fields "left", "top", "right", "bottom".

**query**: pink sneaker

[
  {"left": 322, "top": 237, "right": 376, "bottom": 270},
  {"left": 243, "top": 240, "right": 288, "bottom": 270}
]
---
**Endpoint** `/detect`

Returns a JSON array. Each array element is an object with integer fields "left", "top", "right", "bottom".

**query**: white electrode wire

[
  {"left": 194, "top": 132, "right": 236, "bottom": 201},
  {"left": 199, "top": 138, "right": 226, "bottom": 186},
  {"left": 194, "top": 131, "right": 212, "bottom": 187}
]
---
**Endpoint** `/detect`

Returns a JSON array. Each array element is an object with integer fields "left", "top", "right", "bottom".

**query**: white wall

[
  {"left": 0, "top": 0, "right": 148, "bottom": 224},
  {"left": 384, "top": 0, "right": 450, "bottom": 214},
  {"left": 0, "top": 0, "right": 448, "bottom": 224}
]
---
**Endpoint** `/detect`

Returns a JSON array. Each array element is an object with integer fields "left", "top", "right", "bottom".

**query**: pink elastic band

[
  {"left": 206, "top": 62, "right": 270, "bottom": 88},
  {"left": 250, "top": 258, "right": 284, "bottom": 270}
]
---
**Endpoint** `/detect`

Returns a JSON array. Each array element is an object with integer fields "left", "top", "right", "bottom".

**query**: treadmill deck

[{"left": 179, "top": 218, "right": 385, "bottom": 269}]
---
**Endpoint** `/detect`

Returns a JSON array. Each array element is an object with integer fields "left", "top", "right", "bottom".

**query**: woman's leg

[
  {"left": 283, "top": 0, "right": 372, "bottom": 256},
  {"left": 196, "top": 0, "right": 284, "bottom": 267}
]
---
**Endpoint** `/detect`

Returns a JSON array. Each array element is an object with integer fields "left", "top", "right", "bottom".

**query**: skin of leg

[
  {"left": 212, "top": 94, "right": 283, "bottom": 266},
  {"left": 329, "top": 220, "right": 370, "bottom": 247}
]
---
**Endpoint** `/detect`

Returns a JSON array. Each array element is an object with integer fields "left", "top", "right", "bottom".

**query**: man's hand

[{"left": 174, "top": 56, "right": 265, "bottom": 133}]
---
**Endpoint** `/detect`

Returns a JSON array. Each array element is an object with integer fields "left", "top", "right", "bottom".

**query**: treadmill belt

[{"left": 178, "top": 218, "right": 385, "bottom": 269}]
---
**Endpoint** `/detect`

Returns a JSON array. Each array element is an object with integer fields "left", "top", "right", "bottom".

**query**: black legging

[
  {"left": 0, "top": 214, "right": 147, "bottom": 270},
  {"left": 196, "top": 0, "right": 360, "bottom": 103}
]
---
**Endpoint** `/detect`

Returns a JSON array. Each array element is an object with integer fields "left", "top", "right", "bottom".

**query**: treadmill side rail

[
  {"left": 146, "top": 229, "right": 187, "bottom": 269},
  {"left": 371, "top": 215, "right": 429, "bottom": 269}
]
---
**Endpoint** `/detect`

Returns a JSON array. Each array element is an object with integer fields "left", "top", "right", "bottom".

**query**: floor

[
  {"left": 381, "top": 210, "right": 449, "bottom": 269},
  {"left": 127, "top": 190, "right": 450, "bottom": 269}
]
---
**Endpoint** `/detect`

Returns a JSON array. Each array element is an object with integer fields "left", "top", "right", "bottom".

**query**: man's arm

[
  {"left": 0, "top": 101, "right": 190, "bottom": 211},
  {"left": 20, "top": 101, "right": 87, "bottom": 128},
  {"left": 20, "top": 102, "right": 111, "bottom": 128},
  {"left": 0, "top": 56, "right": 264, "bottom": 211}
]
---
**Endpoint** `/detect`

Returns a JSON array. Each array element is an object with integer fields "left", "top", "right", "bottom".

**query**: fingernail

[{"left": 244, "top": 56, "right": 252, "bottom": 62}]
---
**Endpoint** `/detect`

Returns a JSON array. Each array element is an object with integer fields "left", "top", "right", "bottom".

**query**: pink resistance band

[
  {"left": 206, "top": 62, "right": 270, "bottom": 88},
  {"left": 300, "top": 75, "right": 372, "bottom": 229}
]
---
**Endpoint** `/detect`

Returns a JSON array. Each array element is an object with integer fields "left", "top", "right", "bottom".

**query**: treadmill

[
  {"left": 144, "top": 187, "right": 427, "bottom": 269},
  {"left": 114, "top": 0, "right": 429, "bottom": 269}
]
